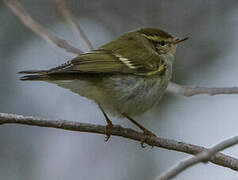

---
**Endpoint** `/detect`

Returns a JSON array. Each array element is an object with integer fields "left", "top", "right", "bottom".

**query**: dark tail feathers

[
  {"left": 19, "top": 70, "right": 49, "bottom": 81},
  {"left": 20, "top": 74, "right": 50, "bottom": 81}
]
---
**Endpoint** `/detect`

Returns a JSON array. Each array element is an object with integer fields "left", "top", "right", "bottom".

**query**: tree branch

[
  {"left": 52, "top": 0, "right": 94, "bottom": 51},
  {"left": 3, "top": 0, "right": 238, "bottom": 178},
  {"left": 157, "top": 135, "right": 238, "bottom": 180},
  {"left": 167, "top": 82, "right": 238, "bottom": 96},
  {"left": 3, "top": 0, "right": 83, "bottom": 55},
  {"left": 0, "top": 113, "right": 238, "bottom": 172}
]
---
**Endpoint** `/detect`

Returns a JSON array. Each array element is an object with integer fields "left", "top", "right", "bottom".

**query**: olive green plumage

[{"left": 19, "top": 28, "right": 187, "bottom": 117}]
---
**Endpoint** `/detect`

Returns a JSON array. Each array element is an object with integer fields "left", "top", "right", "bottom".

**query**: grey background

[{"left": 1, "top": 0, "right": 238, "bottom": 179}]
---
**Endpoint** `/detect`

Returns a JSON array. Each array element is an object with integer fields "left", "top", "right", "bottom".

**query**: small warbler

[{"left": 19, "top": 28, "right": 188, "bottom": 146}]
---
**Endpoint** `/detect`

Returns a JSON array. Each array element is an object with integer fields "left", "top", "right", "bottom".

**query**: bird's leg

[
  {"left": 123, "top": 113, "right": 157, "bottom": 148},
  {"left": 98, "top": 104, "right": 113, "bottom": 142}
]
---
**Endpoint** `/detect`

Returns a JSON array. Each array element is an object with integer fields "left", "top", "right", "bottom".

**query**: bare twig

[
  {"left": 52, "top": 0, "right": 94, "bottom": 51},
  {"left": 167, "top": 82, "right": 238, "bottom": 96},
  {"left": 157, "top": 136, "right": 238, "bottom": 180},
  {"left": 4, "top": 0, "right": 238, "bottom": 179},
  {"left": 0, "top": 112, "right": 238, "bottom": 172},
  {"left": 3, "top": 0, "right": 83, "bottom": 55}
]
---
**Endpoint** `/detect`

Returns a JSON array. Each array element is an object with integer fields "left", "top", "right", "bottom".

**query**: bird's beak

[{"left": 173, "top": 37, "right": 189, "bottom": 44}]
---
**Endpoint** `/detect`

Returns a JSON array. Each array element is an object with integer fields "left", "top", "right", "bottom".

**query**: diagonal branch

[
  {"left": 52, "top": 0, "right": 94, "bottom": 51},
  {"left": 0, "top": 113, "right": 238, "bottom": 172},
  {"left": 157, "top": 135, "right": 238, "bottom": 180},
  {"left": 3, "top": 0, "right": 83, "bottom": 55},
  {"left": 167, "top": 82, "right": 238, "bottom": 96}
]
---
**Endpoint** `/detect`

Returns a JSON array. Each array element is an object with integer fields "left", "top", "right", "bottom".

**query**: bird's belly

[
  {"left": 53, "top": 75, "right": 169, "bottom": 117},
  {"left": 101, "top": 75, "right": 169, "bottom": 116}
]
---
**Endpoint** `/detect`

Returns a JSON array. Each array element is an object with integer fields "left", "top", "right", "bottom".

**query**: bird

[{"left": 19, "top": 28, "right": 188, "bottom": 147}]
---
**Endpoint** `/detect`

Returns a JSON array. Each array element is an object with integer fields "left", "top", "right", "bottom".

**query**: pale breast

[{"left": 100, "top": 73, "right": 170, "bottom": 116}]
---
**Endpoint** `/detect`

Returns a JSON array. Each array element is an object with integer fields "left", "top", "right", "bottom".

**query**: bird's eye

[{"left": 158, "top": 41, "right": 166, "bottom": 46}]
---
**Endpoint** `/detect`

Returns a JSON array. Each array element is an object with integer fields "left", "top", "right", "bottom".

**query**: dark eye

[{"left": 158, "top": 41, "right": 166, "bottom": 46}]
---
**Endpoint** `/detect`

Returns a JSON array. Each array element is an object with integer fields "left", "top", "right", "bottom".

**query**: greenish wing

[
  {"left": 47, "top": 34, "right": 164, "bottom": 75},
  {"left": 99, "top": 33, "right": 166, "bottom": 75},
  {"left": 47, "top": 50, "right": 129, "bottom": 74}
]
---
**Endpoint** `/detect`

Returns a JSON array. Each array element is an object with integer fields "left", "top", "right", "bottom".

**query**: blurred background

[{"left": 1, "top": 0, "right": 238, "bottom": 179}]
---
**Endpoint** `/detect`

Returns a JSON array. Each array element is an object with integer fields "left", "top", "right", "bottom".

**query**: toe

[
  {"left": 140, "top": 130, "right": 157, "bottom": 148},
  {"left": 104, "top": 122, "right": 113, "bottom": 142}
]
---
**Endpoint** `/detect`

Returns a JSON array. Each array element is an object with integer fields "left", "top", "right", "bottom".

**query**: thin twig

[
  {"left": 4, "top": 0, "right": 238, "bottom": 178},
  {"left": 52, "top": 0, "right": 94, "bottom": 51},
  {"left": 3, "top": 0, "right": 83, "bottom": 55},
  {"left": 157, "top": 136, "right": 238, "bottom": 180},
  {"left": 167, "top": 82, "right": 238, "bottom": 96},
  {"left": 0, "top": 113, "right": 238, "bottom": 172}
]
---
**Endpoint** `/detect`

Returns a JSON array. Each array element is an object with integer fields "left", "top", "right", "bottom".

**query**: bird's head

[{"left": 137, "top": 28, "right": 188, "bottom": 55}]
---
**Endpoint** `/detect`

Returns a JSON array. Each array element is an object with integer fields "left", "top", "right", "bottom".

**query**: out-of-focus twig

[
  {"left": 157, "top": 135, "right": 238, "bottom": 180},
  {"left": 167, "top": 82, "right": 238, "bottom": 96},
  {"left": 52, "top": 0, "right": 94, "bottom": 51},
  {"left": 3, "top": 0, "right": 83, "bottom": 55},
  {"left": 1, "top": 112, "right": 238, "bottom": 172},
  {"left": 3, "top": 1, "right": 238, "bottom": 178}
]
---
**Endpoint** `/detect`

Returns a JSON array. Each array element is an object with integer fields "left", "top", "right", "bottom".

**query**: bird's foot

[
  {"left": 140, "top": 130, "right": 157, "bottom": 148},
  {"left": 98, "top": 104, "right": 114, "bottom": 142},
  {"left": 104, "top": 118, "right": 114, "bottom": 142}
]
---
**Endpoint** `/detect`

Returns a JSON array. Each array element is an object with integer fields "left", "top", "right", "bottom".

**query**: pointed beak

[{"left": 173, "top": 37, "right": 189, "bottom": 44}]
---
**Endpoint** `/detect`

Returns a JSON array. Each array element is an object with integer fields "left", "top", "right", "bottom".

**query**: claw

[
  {"left": 98, "top": 104, "right": 114, "bottom": 142},
  {"left": 140, "top": 130, "right": 157, "bottom": 148},
  {"left": 122, "top": 113, "right": 157, "bottom": 147},
  {"left": 140, "top": 136, "right": 147, "bottom": 148},
  {"left": 105, "top": 120, "right": 113, "bottom": 142}
]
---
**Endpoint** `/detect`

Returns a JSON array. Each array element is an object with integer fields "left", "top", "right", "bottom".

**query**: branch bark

[
  {"left": 0, "top": 113, "right": 238, "bottom": 172},
  {"left": 3, "top": 1, "right": 238, "bottom": 178},
  {"left": 157, "top": 135, "right": 238, "bottom": 180},
  {"left": 3, "top": 0, "right": 83, "bottom": 55}
]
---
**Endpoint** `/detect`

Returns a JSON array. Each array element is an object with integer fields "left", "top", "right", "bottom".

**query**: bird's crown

[{"left": 137, "top": 28, "right": 173, "bottom": 41}]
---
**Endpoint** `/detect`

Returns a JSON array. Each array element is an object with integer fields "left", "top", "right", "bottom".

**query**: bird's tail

[
  {"left": 19, "top": 70, "right": 85, "bottom": 81},
  {"left": 18, "top": 70, "right": 49, "bottom": 81}
]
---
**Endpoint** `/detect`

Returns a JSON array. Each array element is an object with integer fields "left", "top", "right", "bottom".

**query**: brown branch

[
  {"left": 52, "top": 0, "right": 94, "bottom": 51},
  {"left": 157, "top": 136, "right": 238, "bottom": 180},
  {"left": 167, "top": 82, "right": 238, "bottom": 96},
  {"left": 0, "top": 113, "right": 238, "bottom": 172},
  {"left": 3, "top": 0, "right": 83, "bottom": 55},
  {"left": 4, "top": 0, "right": 238, "bottom": 178}
]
